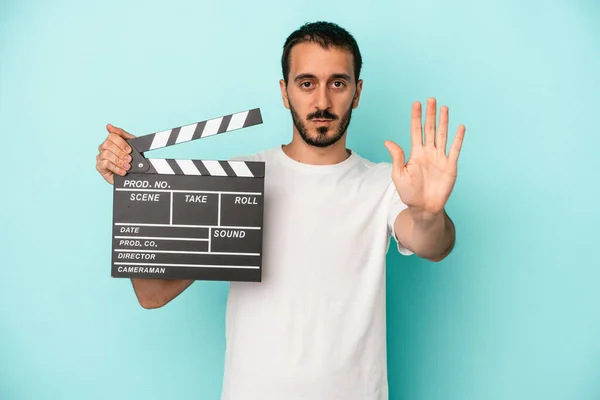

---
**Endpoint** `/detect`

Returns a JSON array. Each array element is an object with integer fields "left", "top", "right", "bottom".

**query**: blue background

[{"left": 1, "top": 0, "right": 599, "bottom": 399}]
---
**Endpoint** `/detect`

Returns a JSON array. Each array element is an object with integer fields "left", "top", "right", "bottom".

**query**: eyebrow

[{"left": 293, "top": 73, "right": 352, "bottom": 82}]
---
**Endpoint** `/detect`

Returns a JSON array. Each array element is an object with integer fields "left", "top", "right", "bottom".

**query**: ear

[
  {"left": 279, "top": 79, "right": 290, "bottom": 109},
  {"left": 352, "top": 79, "right": 363, "bottom": 109}
]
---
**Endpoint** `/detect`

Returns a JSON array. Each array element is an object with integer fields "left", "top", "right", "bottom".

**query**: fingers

[
  {"left": 410, "top": 101, "right": 423, "bottom": 148},
  {"left": 106, "top": 124, "right": 136, "bottom": 140},
  {"left": 99, "top": 148, "right": 131, "bottom": 171},
  {"left": 448, "top": 125, "right": 466, "bottom": 165},
  {"left": 409, "top": 98, "right": 464, "bottom": 162},
  {"left": 96, "top": 124, "right": 135, "bottom": 184},
  {"left": 424, "top": 98, "right": 436, "bottom": 147},
  {"left": 99, "top": 133, "right": 132, "bottom": 161},
  {"left": 436, "top": 105, "right": 449, "bottom": 155},
  {"left": 96, "top": 147, "right": 129, "bottom": 176},
  {"left": 384, "top": 140, "right": 406, "bottom": 176},
  {"left": 96, "top": 158, "right": 127, "bottom": 183}
]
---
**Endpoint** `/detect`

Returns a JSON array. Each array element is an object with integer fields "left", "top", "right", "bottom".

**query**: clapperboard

[{"left": 111, "top": 108, "right": 265, "bottom": 282}]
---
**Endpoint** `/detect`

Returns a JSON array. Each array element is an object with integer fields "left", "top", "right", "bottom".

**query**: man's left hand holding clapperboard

[{"left": 96, "top": 108, "right": 266, "bottom": 306}]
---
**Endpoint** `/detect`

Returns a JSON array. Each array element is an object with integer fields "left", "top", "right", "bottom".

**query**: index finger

[
  {"left": 448, "top": 125, "right": 466, "bottom": 165},
  {"left": 106, "top": 124, "right": 136, "bottom": 140},
  {"left": 410, "top": 101, "right": 423, "bottom": 147}
]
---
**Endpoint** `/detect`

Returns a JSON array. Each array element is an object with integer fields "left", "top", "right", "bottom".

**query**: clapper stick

[{"left": 111, "top": 108, "right": 265, "bottom": 282}]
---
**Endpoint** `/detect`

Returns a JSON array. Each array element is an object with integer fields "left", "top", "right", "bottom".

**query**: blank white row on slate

[{"left": 148, "top": 159, "right": 256, "bottom": 177}]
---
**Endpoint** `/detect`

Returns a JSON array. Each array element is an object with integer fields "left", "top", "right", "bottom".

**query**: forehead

[{"left": 288, "top": 42, "right": 354, "bottom": 80}]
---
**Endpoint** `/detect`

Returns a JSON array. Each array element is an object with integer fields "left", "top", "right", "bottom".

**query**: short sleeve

[
  {"left": 387, "top": 185, "right": 414, "bottom": 256},
  {"left": 228, "top": 149, "right": 268, "bottom": 163},
  {"left": 228, "top": 154, "right": 256, "bottom": 162}
]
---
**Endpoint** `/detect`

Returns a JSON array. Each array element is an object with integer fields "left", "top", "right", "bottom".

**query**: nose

[{"left": 314, "top": 85, "right": 332, "bottom": 111}]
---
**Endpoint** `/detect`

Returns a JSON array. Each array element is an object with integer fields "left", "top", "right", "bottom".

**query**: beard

[{"left": 289, "top": 102, "right": 353, "bottom": 148}]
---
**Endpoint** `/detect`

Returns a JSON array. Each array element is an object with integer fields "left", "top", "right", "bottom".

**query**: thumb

[
  {"left": 384, "top": 140, "right": 406, "bottom": 172},
  {"left": 106, "top": 123, "right": 136, "bottom": 139}
]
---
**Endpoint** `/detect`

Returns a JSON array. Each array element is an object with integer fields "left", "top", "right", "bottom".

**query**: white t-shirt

[{"left": 221, "top": 145, "right": 413, "bottom": 400}]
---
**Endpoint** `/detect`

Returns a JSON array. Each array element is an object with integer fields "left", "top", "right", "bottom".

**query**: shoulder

[
  {"left": 228, "top": 146, "right": 280, "bottom": 162},
  {"left": 351, "top": 151, "right": 394, "bottom": 181}
]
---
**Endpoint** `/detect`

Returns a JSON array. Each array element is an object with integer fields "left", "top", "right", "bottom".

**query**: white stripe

[
  {"left": 114, "top": 236, "right": 209, "bottom": 241},
  {"left": 227, "top": 161, "right": 254, "bottom": 177},
  {"left": 175, "top": 159, "right": 201, "bottom": 175},
  {"left": 115, "top": 223, "right": 261, "bottom": 229},
  {"left": 226, "top": 111, "right": 249, "bottom": 131},
  {"left": 115, "top": 189, "right": 262, "bottom": 195},
  {"left": 149, "top": 159, "right": 175, "bottom": 174},
  {"left": 150, "top": 129, "right": 171, "bottom": 150},
  {"left": 201, "top": 117, "right": 223, "bottom": 137},
  {"left": 116, "top": 250, "right": 260, "bottom": 256},
  {"left": 114, "top": 262, "right": 260, "bottom": 269},
  {"left": 176, "top": 123, "right": 196, "bottom": 144},
  {"left": 202, "top": 160, "right": 227, "bottom": 176}
]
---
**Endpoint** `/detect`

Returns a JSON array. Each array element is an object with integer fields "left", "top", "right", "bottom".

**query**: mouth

[{"left": 311, "top": 119, "right": 334, "bottom": 123}]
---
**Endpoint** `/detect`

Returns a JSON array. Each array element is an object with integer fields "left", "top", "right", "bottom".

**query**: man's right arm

[{"left": 96, "top": 123, "right": 194, "bottom": 309}]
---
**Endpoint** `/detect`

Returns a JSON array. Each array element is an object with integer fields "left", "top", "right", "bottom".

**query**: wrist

[{"left": 408, "top": 206, "right": 444, "bottom": 228}]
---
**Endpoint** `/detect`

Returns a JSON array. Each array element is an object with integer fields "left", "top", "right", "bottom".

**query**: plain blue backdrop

[{"left": 1, "top": 0, "right": 599, "bottom": 399}]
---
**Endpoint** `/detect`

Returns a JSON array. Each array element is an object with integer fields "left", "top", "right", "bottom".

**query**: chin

[{"left": 303, "top": 129, "right": 344, "bottom": 148}]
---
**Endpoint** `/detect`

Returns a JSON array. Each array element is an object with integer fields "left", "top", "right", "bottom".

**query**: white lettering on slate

[
  {"left": 185, "top": 195, "right": 208, "bottom": 203},
  {"left": 213, "top": 230, "right": 246, "bottom": 238},
  {"left": 117, "top": 266, "right": 166, "bottom": 274},
  {"left": 117, "top": 240, "right": 155, "bottom": 247},
  {"left": 124, "top": 180, "right": 150, "bottom": 188},
  {"left": 120, "top": 227, "right": 140, "bottom": 233},
  {"left": 234, "top": 196, "right": 258, "bottom": 205},
  {"left": 119, "top": 239, "right": 142, "bottom": 246},
  {"left": 117, "top": 253, "right": 156, "bottom": 260},
  {"left": 130, "top": 193, "right": 161, "bottom": 201}
]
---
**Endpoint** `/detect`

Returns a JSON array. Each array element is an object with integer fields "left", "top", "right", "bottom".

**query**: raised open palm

[{"left": 384, "top": 98, "right": 465, "bottom": 218}]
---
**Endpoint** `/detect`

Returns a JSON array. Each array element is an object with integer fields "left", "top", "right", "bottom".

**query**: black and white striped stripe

[
  {"left": 129, "top": 108, "right": 262, "bottom": 153},
  {"left": 145, "top": 159, "right": 265, "bottom": 177}
]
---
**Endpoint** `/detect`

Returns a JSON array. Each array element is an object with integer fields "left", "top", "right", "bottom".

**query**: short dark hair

[{"left": 281, "top": 21, "right": 363, "bottom": 84}]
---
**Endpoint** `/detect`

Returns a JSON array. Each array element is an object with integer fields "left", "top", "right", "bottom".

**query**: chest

[{"left": 261, "top": 171, "right": 389, "bottom": 242}]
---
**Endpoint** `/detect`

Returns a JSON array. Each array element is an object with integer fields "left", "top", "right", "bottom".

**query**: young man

[{"left": 96, "top": 21, "right": 465, "bottom": 400}]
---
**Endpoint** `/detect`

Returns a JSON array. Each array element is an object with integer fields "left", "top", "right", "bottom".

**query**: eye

[
  {"left": 331, "top": 81, "right": 346, "bottom": 89},
  {"left": 300, "top": 81, "right": 313, "bottom": 89}
]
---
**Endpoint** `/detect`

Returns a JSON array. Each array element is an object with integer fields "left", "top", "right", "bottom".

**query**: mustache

[{"left": 307, "top": 109, "right": 338, "bottom": 120}]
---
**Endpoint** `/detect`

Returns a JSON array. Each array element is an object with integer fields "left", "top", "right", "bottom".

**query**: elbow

[
  {"left": 424, "top": 242, "right": 455, "bottom": 263},
  {"left": 426, "top": 254, "right": 447, "bottom": 263},
  {"left": 131, "top": 279, "right": 169, "bottom": 310},
  {"left": 135, "top": 293, "right": 168, "bottom": 310},
  {"left": 139, "top": 299, "right": 164, "bottom": 310}
]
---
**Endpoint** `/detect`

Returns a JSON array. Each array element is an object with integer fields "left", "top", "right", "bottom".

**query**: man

[{"left": 95, "top": 21, "right": 465, "bottom": 400}]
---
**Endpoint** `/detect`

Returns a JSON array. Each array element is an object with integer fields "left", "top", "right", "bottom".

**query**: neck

[{"left": 282, "top": 130, "right": 350, "bottom": 165}]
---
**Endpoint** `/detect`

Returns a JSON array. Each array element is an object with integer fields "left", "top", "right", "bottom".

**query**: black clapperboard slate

[{"left": 111, "top": 108, "right": 265, "bottom": 282}]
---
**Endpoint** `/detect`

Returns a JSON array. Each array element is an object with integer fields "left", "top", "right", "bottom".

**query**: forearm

[
  {"left": 397, "top": 208, "right": 456, "bottom": 261},
  {"left": 131, "top": 278, "right": 194, "bottom": 309}
]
